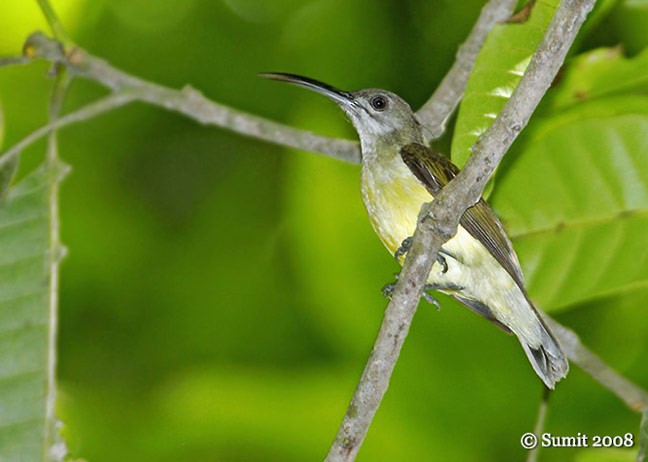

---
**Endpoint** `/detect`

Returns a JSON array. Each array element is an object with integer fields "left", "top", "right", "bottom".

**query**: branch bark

[{"left": 325, "top": 0, "right": 597, "bottom": 460}]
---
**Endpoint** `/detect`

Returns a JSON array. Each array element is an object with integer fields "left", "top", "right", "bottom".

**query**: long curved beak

[{"left": 260, "top": 72, "right": 355, "bottom": 108}]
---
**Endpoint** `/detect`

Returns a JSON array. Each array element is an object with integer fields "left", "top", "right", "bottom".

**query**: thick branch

[
  {"left": 23, "top": 33, "right": 361, "bottom": 164},
  {"left": 325, "top": 1, "right": 596, "bottom": 460},
  {"left": 415, "top": 0, "right": 517, "bottom": 141}
]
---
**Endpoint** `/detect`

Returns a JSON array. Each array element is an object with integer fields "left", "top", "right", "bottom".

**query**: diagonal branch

[
  {"left": 22, "top": 33, "right": 362, "bottom": 164},
  {"left": 325, "top": 1, "right": 597, "bottom": 460},
  {"left": 415, "top": 0, "right": 517, "bottom": 141}
]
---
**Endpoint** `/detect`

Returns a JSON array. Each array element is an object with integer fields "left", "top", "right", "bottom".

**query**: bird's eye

[{"left": 370, "top": 95, "right": 388, "bottom": 111}]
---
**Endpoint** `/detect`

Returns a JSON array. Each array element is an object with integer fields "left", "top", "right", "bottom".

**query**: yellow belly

[
  {"left": 360, "top": 159, "right": 541, "bottom": 340},
  {"left": 360, "top": 158, "right": 507, "bottom": 281}
]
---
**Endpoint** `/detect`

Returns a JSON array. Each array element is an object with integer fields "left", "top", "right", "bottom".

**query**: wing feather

[{"left": 399, "top": 143, "right": 525, "bottom": 289}]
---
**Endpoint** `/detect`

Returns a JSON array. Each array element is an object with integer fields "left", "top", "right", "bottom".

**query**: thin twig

[
  {"left": 527, "top": 387, "right": 551, "bottom": 462},
  {"left": 638, "top": 409, "right": 648, "bottom": 462},
  {"left": 36, "top": 0, "right": 72, "bottom": 45},
  {"left": 325, "top": 1, "right": 596, "bottom": 460},
  {"left": 415, "top": 0, "right": 517, "bottom": 141},
  {"left": 22, "top": 33, "right": 362, "bottom": 164},
  {"left": 0, "top": 56, "right": 32, "bottom": 68},
  {"left": 0, "top": 91, "right": 136, "bottom": 169},
  {"left": 44, "top": 66, "right": 70, "bottom": 462}
]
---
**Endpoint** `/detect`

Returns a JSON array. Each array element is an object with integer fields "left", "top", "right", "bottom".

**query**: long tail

[
  {"left": 452, "top": 293, "right": 569, "bottom": 388},
  {"left": 519, "top": 320, "right": 569, "bottom": 389}
]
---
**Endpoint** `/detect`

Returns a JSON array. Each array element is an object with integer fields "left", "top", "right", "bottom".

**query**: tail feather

[{"left": 520, "top": 326, "right": 569, "bottom": 389}]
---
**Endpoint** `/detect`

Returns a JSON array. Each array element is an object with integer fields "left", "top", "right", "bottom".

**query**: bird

[{"left": 261, "top": 72, "right": 569, "bottom": 388}]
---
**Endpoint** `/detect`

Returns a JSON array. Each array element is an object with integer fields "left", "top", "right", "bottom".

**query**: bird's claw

[
  {"left": 422, "top": 290, "right": 442, "bottom": 310},
  {"left": 436, "top": 253, "right": 448, "bottom": 274},
  {"left": 394, "top": 237, "right": 412, "bottom": 261}
]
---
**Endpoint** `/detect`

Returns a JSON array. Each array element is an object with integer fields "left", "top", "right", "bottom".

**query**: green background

[{"left": 1, "top": 0, "right": 647, "bottom": 460}]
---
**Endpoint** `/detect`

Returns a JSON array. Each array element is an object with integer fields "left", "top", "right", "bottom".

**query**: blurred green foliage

[{"left": 1, "top": 0, "right": 647, "bottom": 461}]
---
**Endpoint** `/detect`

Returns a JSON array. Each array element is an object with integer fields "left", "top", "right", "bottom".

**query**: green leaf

[
  {"left": 0, "top": 164, "right": 55, "bottom": 460},
  {"left": 451, "top": 0, "right": 559, "bottom": 168},
  {"left": 547, "top": 47, "right": 648, "bottom": 111},
  {"left": 613, "top": 0, "right": 648, "bottom": 54},
  {"left": 490, "top": 97, "right": 648, "bottom": 311}
]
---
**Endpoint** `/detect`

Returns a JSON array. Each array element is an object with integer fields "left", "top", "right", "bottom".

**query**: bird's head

[{"left": 261, "top": 72, "right": 423, "bottom": 159}]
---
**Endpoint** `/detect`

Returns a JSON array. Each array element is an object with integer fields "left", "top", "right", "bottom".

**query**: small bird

[{"left": 261, "top": 72, "right": 569, "bottom": 388}]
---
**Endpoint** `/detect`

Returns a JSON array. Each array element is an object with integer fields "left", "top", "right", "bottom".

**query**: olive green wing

[{"left": 399, "top": 142, "right": 525, "bottom": 289}]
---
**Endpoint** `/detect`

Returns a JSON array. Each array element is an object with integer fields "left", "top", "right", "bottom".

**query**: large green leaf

[
  {"left": 490, "top": 97, "right": 648, "bottom": 311},
  {"left": 451, "top": 0, "right": 559, "bottom": 168},
  {"left": 546, "top": 46, "right": 648, "bottom": 111},
  {"left": 0, "top": 165, "right": 54, "bottom": 460}
]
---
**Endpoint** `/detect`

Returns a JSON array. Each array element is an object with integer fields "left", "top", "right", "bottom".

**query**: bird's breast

[
  {"left": 360, "top": 157, "right": 432, "bottom": 256},
  {"left": 359, "top": 156, "right": 497, "bottom": 276}
]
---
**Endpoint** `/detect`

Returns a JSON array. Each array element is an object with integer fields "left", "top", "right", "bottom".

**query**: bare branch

[
  {"left": 44, "top": 67, "right": 70, "bottom": 462},
  {"left": 527, "top": 388, "right": 551, "bottom": 462},
  {"left": 325, "top": 1, "right": 597, "bottom": 460},
  {"left": 0, "top": 56, "right": 32, "bottom": 68},
  {"left": 415, "top": 0, "right": 517, "bottom": 141},
  {"left": 22, "top": 33, "right": 361, "bottom": 164}
]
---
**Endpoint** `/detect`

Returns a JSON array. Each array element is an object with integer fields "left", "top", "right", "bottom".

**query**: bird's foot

[
  {"left": 394, "top": 237, "right": 412, "bottom": 261},
  {"left": 381, "top": 273, "right": 400, "bottom": 299}
]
